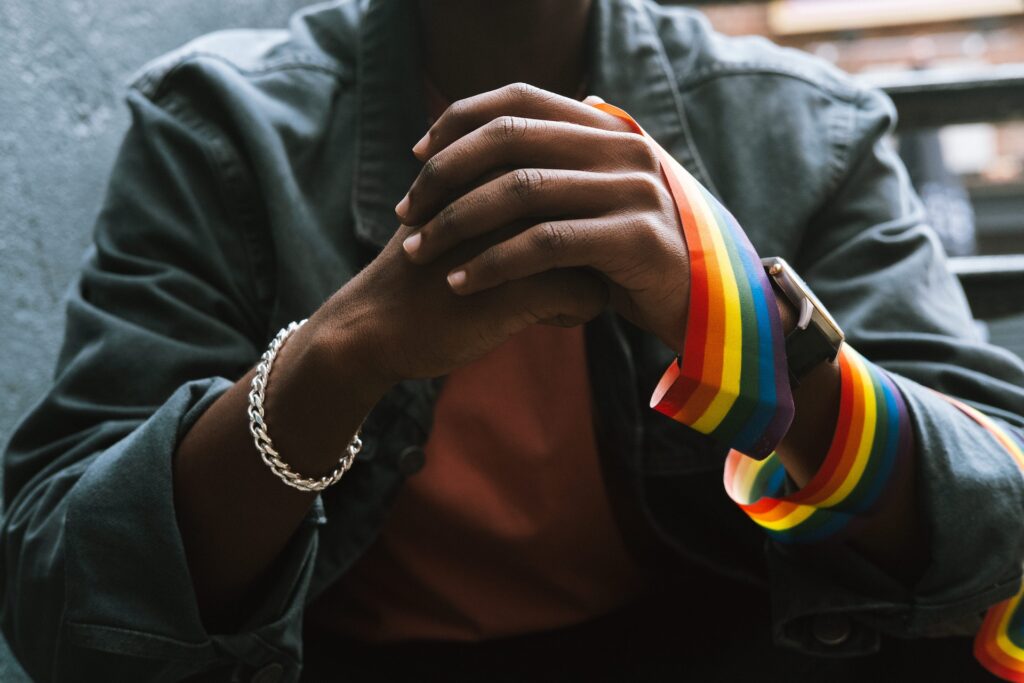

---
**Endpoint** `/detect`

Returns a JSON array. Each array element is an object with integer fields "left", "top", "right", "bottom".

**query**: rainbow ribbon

[
  {"left": 598, "top": 101, "right": 1024, "bottom": 681},
  {"left": 939, "top": 396, "right": 1024, "bottom": 682},
  {"left": 722, "top": 344, "right": 912, "bottom": 543},
  {"left": 593, "top": 103, "right": 794, "bottom": 460},
  {"left": 723, "top": 349, "right": 1024, "bottom": 681}
]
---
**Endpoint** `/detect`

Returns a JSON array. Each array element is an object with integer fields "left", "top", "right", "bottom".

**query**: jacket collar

[
  {"left": 352, "top": 0, "right": 426, "bottom": 247},
  {"left": 351, "top": 0, "right": 713, "bottom": 248}
]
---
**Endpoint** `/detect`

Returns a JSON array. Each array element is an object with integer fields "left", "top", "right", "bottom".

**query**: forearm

[{"left": 173, "top": 315, "right": 390, "bottom": 627}]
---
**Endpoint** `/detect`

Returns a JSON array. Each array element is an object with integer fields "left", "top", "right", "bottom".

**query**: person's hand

[
  {"left": 396, "top": 83, "right": 690, "bottom": 353},
  {"left": 309, "top": 221, "right": 609, "bottom": 388}
]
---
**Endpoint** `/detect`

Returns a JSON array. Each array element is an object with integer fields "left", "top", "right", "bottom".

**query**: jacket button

[
  {"left": 250, "top": 662, "right": 284, "bottom": 683},
  {"left": 811, "top": 614, "right": 852, "bottom": 647},
  {"left": 397, "top": 445, "right": 426, "bottom": 475}
]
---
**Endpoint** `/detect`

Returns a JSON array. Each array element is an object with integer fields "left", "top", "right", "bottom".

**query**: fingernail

[
  {"left": 447, "top": 270, "right": 467, "bottom": 290},
  {"left": 402, "top": 232, "right": 421, "bottom": 255},
  {"left": 412, "top": 131, "right": 430, "bottom": 156},
  {"left": 395, "top": 194, "right": 410, "bottom": 218}
]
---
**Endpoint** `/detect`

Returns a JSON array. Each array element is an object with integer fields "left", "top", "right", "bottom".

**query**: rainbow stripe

[
  {"left": 595, "top": 102, "right": 1024, "bottom": 681},
  {"left": 723, "top": 345, "right": 912, "bottom": 543},
  {"left": 937, "top": 394, "right": 1024, "bottom": 682},
  {"left": 593, "top": 103, "right": 793, "bottom": 460},
  {"left": 724, "top": 349, "right": 1024, "bottom": 682}
]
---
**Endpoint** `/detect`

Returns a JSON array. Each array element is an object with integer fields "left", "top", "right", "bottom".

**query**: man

[{"left": 4, "top": 0, "right": 1024, "bottom": 681}]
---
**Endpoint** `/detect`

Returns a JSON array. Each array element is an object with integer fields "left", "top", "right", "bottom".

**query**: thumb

[{"left": 582, "top": 95, "right": 605, "bottom": 106}]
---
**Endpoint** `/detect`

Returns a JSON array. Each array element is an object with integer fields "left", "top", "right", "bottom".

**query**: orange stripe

[{"left": 675, "top": 176, "right": 727, "bottom": 423}]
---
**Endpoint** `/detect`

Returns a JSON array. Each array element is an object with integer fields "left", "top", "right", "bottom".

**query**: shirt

[
  {"left": 309, "top": 324, "right": 649, "bottom": 642},
  {"left": 4, "top": 1, "right": 1024, "bottom": 681}
]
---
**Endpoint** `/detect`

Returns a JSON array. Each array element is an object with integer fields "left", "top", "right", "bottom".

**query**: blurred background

[
  {"left": 686, "top": 0, "right": 1024, "bottom": 358},
  {"left": 1, "top": 0, "right": 1023, "bottom": 676}
]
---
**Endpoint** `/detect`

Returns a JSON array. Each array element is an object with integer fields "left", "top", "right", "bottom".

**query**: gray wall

[
  {"left": 0, "top": 0, "right": 315, "bottom": 456},
  {"left": 0, "top": 1, "right": 314, "bottom": 678}
]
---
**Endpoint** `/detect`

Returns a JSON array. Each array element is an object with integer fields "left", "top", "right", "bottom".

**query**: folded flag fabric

[
  {"left": 592, "top": 102, "right": 794, "bottom": 461},
  {"left": 593, "top": 101, "right": 1024, "bottom": 682},
  {"left": 722, "top": 344, "right": 913, "bottom": 543},
  {"left": 939, "top": 395, "right": 1024, "bottom": 682}
]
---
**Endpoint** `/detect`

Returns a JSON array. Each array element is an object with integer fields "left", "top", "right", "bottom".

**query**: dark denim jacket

[{"left": 5, "top": 0, "right": 1024, "bottom": 681}]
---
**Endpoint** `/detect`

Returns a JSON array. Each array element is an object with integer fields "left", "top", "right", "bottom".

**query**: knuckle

[
  {"left": 493, "top": 115, "right": 528, "bottom": 143},
  {"left": 444, "top": 98, "right": 467, "bottom": 124},
  {"left": 506, "top": 82, "right": 536, "bottom": 101},
  {"left": 503, "top": 82, "right": 556, "bottom": 109},
  {"left": 534, "top": 221, "right": 576, "bottom": 256},
  {"left": 628, "top": 135, "right": 661, "bottom": 172},
  {"left": 436, "top": 202, "right": 459, "bottom": 234},
  {"left": 475, "top": 245, "right": 503, "bottom": 278},
  {"left": 420, "top": 156, "right": 443, "bottom": 186},
  {"left": 624, "top": 214, "right": 662, "bottom": 253},
  {"left": 508, "top": 168, "right": 544, "bottom": 203},
  {"left": 628, "top": 172, "right": 665, "bottom": 204}
]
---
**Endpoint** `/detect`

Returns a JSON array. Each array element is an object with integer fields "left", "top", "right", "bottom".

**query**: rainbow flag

[
  {"left": 723, "top": 345, "right": 911, "bottom": 543},
  {"left": 593, "top": 101, "right": 1024, "bottom": 681},
  {"left": 939, "top": 395, "right": 1024, "bottom": 682},
  {"left": 593, "top": 102, "right": 794, "bottom": 460}
]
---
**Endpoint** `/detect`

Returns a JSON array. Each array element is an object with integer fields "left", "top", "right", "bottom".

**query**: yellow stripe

[
  {"left": 996, "top": 589, "right": 1024, "bottom": 661},
  {"left": 683, "top": 173, "right": 743, "bottom": 432},
  {"left": 755, "top": 503, "right": 817, "bottom": 531},
  {"left": 817, "top": 351, "right": 877, "bottom": 507}
]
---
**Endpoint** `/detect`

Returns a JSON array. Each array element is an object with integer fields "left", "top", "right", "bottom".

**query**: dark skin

[
  {"left": 397, "top": 82, "right": 925, "bottom": 580},
  {"left": 174, "top": 0, "right": 925, "bottom": 629}
]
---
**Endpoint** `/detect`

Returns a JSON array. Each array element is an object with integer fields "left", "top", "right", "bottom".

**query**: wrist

[
  {"left": 774, "top": 289, "right": 797, "bottom": 336},
  {"left": 776, "top": 354, "right": 842, "bottom": 486},
  {"left": 252, "top": 315, "right": 390, "bottom": 480},
  {"left": 303, "top": 311, "right": 396, "bottom": 411}
]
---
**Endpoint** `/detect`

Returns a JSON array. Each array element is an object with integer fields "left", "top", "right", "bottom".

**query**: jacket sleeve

[
  {"left": 0, "top": 87, "right": 319, "bottom": 682},
  {"left": 768, "top": 85, "right": 1024, "bottom": 654}
]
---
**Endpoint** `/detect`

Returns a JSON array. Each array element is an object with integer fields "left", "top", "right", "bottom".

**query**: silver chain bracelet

[{"left": 247, "top": 319, "right": 362, "bottom": 492}]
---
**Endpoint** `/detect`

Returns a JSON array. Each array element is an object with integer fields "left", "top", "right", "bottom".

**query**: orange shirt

[{"left": 309, "top": 323, "right": 650, "bottom": 642}]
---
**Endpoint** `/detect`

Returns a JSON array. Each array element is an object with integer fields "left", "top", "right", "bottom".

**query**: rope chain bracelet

[{"left": 247, "top": 319, "right": 363, "bottom": 492}]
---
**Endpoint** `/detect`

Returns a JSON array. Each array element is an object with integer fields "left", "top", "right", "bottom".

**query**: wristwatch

[{"left": 762, "top": 256, "right": 844, "bottom": 384}]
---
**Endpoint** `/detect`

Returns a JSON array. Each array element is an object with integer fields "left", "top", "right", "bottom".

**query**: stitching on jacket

[
  {"left": 679, "top": 60, "right": 861, "bottom": 102},
  {"left": 154, "top": 94, "right": 270, "bottom": 344},
  {"left": 823, "top": 91, "right": 860, "bottom": 199},
  {"left": 135, "top": 50, "right": 352, "bottom": 103},
  {"left": 65, "top": 621, "right": 211, "bottom": 655},
  {"left": 639, "top": 3, "right": 719, "bottom": 196}
]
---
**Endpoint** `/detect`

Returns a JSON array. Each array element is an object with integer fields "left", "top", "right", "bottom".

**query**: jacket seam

[
  {"left": 677, "top": 61, "right": 861, "bottom": 103},
  {"left": 135, "top": 51, "right": 352, "bottom": 103},
  {"left": 822, "top": 92, "right": 861, "bottom": 200},
  {"left": 640, "top": 3, "right": 719, "bottom": 196},
  {"left": 65, "top": 621, "right": 209, "bottom": 654},
  {"left": 153, "top": 93, "right": 271, "bottom": 342}
]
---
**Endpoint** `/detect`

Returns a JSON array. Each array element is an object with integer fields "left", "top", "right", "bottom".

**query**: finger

[
  {"left": 401, "top": 117, "right": 658, "bottom": 227},
  {"left": 479, "top": 267, "right": 610, "bottom": 333},
  {"left": 403, "top": 169, "right": 664, "bottom": 264},
  {"left": 446, "top": 217, "right": 639, "bottom": 295},
  {"left": 411, "top": 82, "right": 634, "bottom": 162}
]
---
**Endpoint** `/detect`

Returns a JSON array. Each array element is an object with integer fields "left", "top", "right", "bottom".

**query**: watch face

[{"left": 763, "top": 257, "right": 845, "bottom": 346}]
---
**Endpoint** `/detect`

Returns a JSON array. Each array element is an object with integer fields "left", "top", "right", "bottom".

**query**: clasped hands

[{"left": 395, "top": 83, "right": 691, "bottom": 355}]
